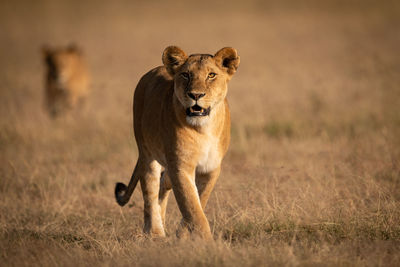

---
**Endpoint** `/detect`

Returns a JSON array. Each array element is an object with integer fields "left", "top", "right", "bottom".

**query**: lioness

[
  {"left": 42, "top": 44, "right": 90, "bottom": 117},
  {"left": 115, "top": 46, "right": 240, "bottom": 239}
]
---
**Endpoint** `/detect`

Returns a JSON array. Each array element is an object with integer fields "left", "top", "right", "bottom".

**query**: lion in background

[
  {"left": 42, "top": 44, "right": 90, "bottom": 118},
  {"left": 115, "top": 46, "right": 240, "bottom": 239}
]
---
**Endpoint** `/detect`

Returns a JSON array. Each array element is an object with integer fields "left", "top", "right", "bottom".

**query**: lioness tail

[{"left": 115, "top": 163, "right": 140, "bottom": 206}]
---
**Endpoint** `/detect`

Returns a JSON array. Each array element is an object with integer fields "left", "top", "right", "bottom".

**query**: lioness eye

[
  {"left": 208, "top": 72, "right": 216, "bottom": 79},
  {"left": 181, "top": 72, "right": 189, "bottom": 79}
]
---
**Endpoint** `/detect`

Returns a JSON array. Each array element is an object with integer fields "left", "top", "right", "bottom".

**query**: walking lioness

[{"left": 115, "top": 46, "right": 240, "bottom": 239}]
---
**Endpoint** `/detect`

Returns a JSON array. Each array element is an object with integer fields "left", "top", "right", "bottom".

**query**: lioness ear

[
  {"left": 41, "top": 45, "right": 52, "bottom": 57},
  {"left": 67, "top": 43, "right": 81, "bottom": 54},
  {"left": 214, "top": 47, "right": 240, "bottom": 76},
  {"left": 162, "top": 46, "right": 188, "bottom": 76},
  {"left": 41, "top": 45, "right": 53, "bottom": 66}
]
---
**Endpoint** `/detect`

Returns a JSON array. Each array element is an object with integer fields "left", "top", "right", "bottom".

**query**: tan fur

[
  {"left": 115, "top": 46, "right": 240, "bottom": 239},
  {"left": 42, "top": 45, "right": 90, "bottom": 117}
]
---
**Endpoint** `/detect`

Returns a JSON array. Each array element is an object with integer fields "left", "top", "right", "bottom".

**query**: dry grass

[{"left": 1, "top": 0, "right": 400, "bottom": 266}]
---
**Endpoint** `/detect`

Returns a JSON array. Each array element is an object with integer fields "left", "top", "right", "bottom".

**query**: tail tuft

[{"left": 115, "top": 182, "right": 129, "bottom": 206}]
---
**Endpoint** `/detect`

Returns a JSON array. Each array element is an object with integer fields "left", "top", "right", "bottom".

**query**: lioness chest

[{"left": 195, "top": 134, "right": 221, "bottom": 174}]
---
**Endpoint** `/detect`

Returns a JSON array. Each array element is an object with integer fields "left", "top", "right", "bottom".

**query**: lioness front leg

[
  {"left": 139, "top": 160, "right": 165, "bottom": 237},
  {"left": 169, "top": 166, "right": 212, "bottom": 239},
  {"left": 196, "top": 167, "right": 221, "bottom": 209}
]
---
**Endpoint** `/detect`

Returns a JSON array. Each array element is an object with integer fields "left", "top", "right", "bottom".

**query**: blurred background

[
  {"left": 1, "top": 0, "right": 399, "bottom": 135},
  {"left": 1, "top": 0, "right": 400, "bottom": 265}
]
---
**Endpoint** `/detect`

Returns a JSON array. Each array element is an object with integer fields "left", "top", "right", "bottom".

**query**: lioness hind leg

[
  {"left": 140, "top": 160, "right": 165, "bottom": 237},
  {"left": 159, "top": 171, "right": 172, "bottom": 228}
]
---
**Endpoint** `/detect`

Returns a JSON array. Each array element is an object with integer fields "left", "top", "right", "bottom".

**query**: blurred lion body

[
  {"left": 42, "top": 45, "right": 90, "bottom": 117},
  {"left": 115, "top": 46, "right": 240, "bottom": 239}
]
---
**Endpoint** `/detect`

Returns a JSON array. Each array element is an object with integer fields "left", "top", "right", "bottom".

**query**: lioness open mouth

[{"left": 186, "top": 104, "right": 210, "bottom": 117}]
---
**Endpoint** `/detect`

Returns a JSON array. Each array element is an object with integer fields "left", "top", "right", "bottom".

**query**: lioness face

[
  {"left": 163, "top": 46, "right": 240, "bottom": 126},
  {"left": 43, "top": 45, "right": 81, "bottom": 86},
  {"left": 175, "top": 55, "right": 228, "bottom": 125},
  {"left": 42, "top": 44, "right": 88, "bottom": 117}
]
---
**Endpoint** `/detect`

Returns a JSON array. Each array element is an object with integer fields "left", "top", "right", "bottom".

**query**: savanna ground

[{"left": 1, "top": 0, "right": 400, "bottom": 266}]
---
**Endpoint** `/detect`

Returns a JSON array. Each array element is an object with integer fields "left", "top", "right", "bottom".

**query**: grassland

[{"left": 1, "top": 0, "right": 400, "bottom": 266}]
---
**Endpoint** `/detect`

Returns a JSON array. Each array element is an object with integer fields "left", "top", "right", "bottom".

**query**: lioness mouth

[{"left": 186, "top": 104, "right": 210, "bottom": 117}]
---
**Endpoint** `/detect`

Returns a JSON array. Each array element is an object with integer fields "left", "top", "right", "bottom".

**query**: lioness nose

[{"left": 187, "top": 93, "right": 205, "bottom": 100}]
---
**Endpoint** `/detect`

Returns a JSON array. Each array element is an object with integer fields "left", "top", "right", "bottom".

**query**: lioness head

[
  {"left": 162, "top": 46, "right": 240, "bottom": 126},
  {"left": 42, "top": 44, "right": 82, "bottom": 85}
]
